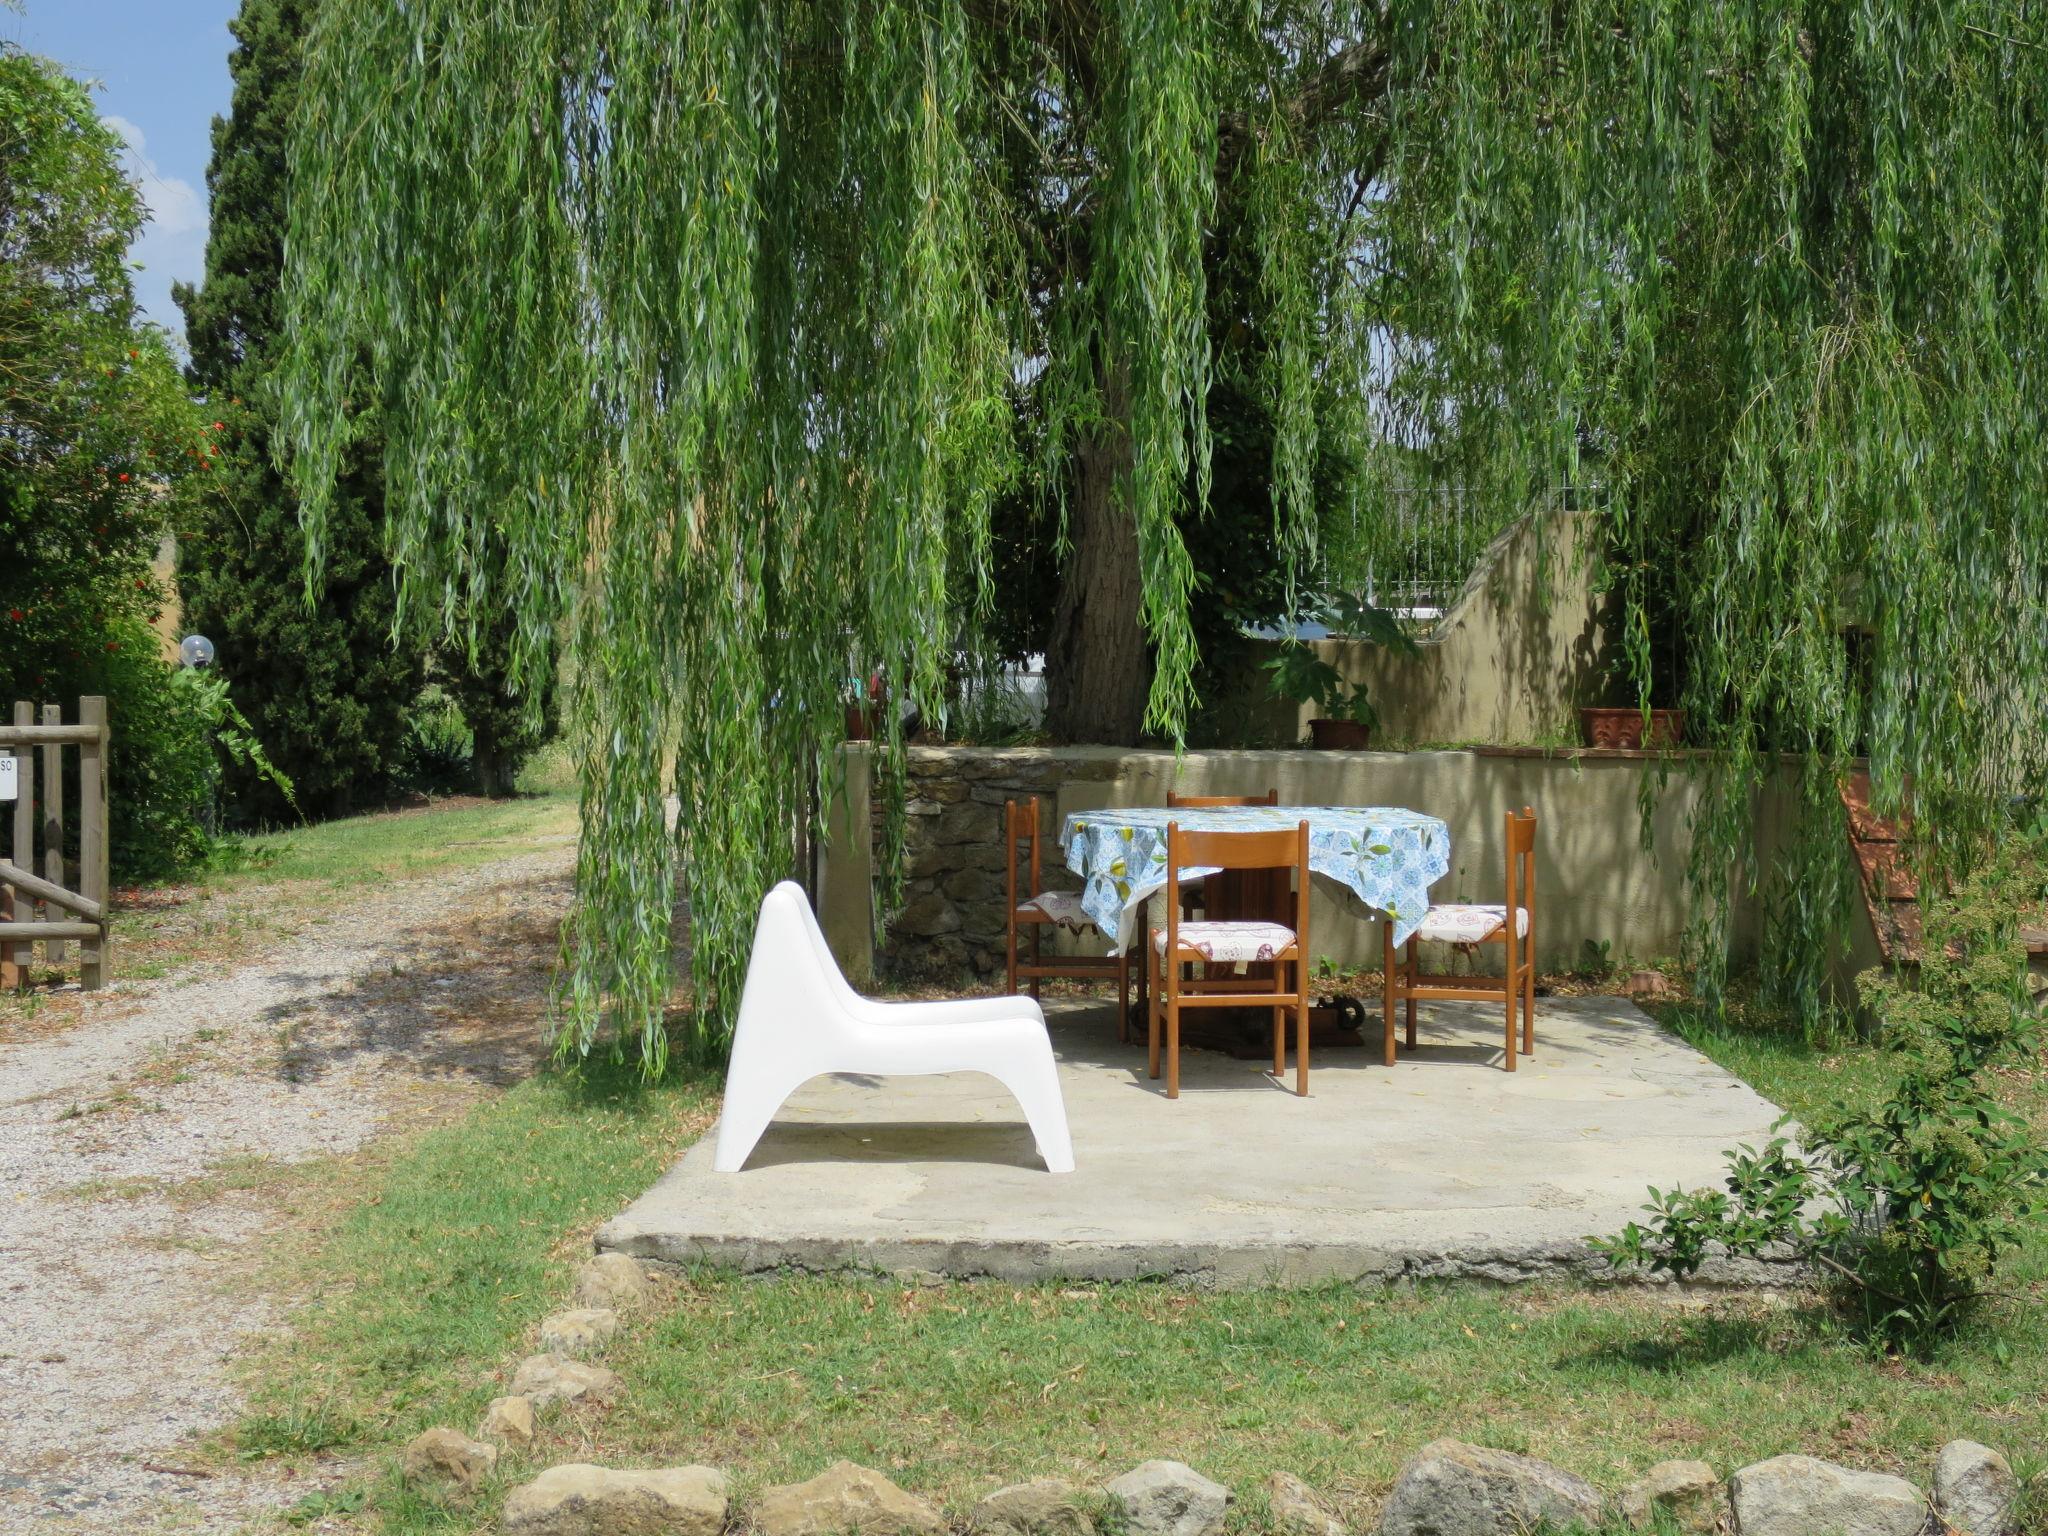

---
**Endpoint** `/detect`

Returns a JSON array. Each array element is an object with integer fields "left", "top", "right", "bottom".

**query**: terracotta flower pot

[
  {"left": 844, "top": 672, "right": 887, "bottom": 741},
  {"left": 1579, "top": 707, "right": 1686, "bottom": 749},
  {"left": 1308, "top": 717, "right": 1372, "bottom": 750}
]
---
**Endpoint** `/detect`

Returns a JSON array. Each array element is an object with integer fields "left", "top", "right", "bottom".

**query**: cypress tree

[{"left": 173, "top": 0, "right": 420, "bottom": 822}]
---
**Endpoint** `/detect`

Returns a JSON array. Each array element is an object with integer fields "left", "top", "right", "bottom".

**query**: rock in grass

[
  {"left": 972, "top": 1477, "right": 1098, "bottom": 1536},
  {"left": 502, "top": 1464, "right": 728, "bottom": 1536},
  {"left": 510, "top": 1353, "right": 621, "bottom": 1410},
  {"left": 1933, "top": 1442, "right": 2017, "bottom": 1536},
  {"left": 540, "top": 1307, "right": 620, "bottom": 1357},
  {"left": 1378, "top": 1440, "right": 1602, "bottom": 1536},
  {"left": 1621, "top": 1461, "right": 1724, "bottom": 1533},
  {"left": 480, "top": 1395, "right": 536, "bottom": 1451},
  {"left": 1728, "top": 1455, "right": 1927, "bottom": 1536},
  {"left": 575, "top": 1253, "right": 656, "bottom": 1312},
  {"left": 1622, "top": 969, "right": 1680, "bottom": 1002},
  {"left": 401, "top": 1427, "right": 498, "bottom": 1489},
  {"left": 754, "top": 1460, "right": 946, "bottom": 1536},
  {"left": 1103, "top": 1460, "right": 1231, "bottom": 1536},
  {"left": 1266, "top": 1472, "right": 1346, "bottom": 1536}
]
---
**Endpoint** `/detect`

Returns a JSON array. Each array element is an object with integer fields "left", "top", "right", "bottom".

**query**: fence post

[
  {"left": 41, "top": 702, "right": 65, "bottom": 965},
  {"left": 78, "top": 695, "right": 109, "bottom": 990},
  {"left": 0, "top": 706, "right": 11, "bottom": 990},
  {"left": 7, "top": 702, "right": 33, "bottom": 984}
]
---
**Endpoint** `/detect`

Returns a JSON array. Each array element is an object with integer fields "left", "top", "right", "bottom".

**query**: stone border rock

[
  {"left": 465, "top": 1441, "right": 2025, "bottom": 1536},
  {"left": 401, "top": 1251, "right": 2025, "bottom": 1536}
]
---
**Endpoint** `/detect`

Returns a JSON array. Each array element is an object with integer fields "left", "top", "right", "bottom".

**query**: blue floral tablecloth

[{"left": 1060, "top": 805, "right": 1451, "bottom": 951}]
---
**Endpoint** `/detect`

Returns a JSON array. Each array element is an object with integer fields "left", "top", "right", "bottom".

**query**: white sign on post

[{"left": 0, "top": 752, "right": 16, "bottom": 801}]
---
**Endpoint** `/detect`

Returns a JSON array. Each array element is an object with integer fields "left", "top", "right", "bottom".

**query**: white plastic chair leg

[
  {"left": 712, "top": 1065, "right": 815, "bottom": 1174},
  {"left": 989, "top": 1042, "right": 1075, "bottom": 1173}
]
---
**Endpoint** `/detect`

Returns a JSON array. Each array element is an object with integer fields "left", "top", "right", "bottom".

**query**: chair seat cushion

[
  {"left": 1019, "top": 889, "right": 1098, "bottom": 934},
  {"left": 1414, "top": 904, "right": 1529, "bottom": 944},
  {"left": 1153, "top": 920, "right": 1298, "bottom": 962}
]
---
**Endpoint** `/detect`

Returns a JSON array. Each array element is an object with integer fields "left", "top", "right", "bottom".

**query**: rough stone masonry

[{"left": 881, "top": 748, "right": 1083, "bottom": 978}]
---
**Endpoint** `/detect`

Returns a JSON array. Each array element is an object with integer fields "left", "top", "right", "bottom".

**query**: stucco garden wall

[
  {"left": 1201, "top": 511, "right": 1618, "bottom": 750},
  {"left": 818, "top": 743, "right": 1799, "bottom": 985},
  {"left": 1323, "top": 511, "right": 1615, "bottom": 746}
]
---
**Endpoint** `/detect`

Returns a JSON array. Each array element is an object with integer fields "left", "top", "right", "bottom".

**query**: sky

[{"left": 2, "top": 0, "right": 242, "bottom": 343}]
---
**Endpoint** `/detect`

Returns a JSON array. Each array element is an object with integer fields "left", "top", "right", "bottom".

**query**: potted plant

[
  {"left": 1264, "top": 644, "right": 1379, "bottom": 749},
  {"left": 1262, "top": 594, "right": 1419, "bottom": 750},
  {"left": 1577, "top": 704, "right": 1686, "bottom": 749},
  {"left": 843, "top": 670, "right": 885, "bottom": 741}
]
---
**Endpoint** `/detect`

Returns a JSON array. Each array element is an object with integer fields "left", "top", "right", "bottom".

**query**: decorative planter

[
  {"left": 844, "top": 673, "right": 887, "bottom": 741},
  {"left": 1308, "top": 717, "right": 1372, "bottom": 750},
  {"left": 1578, "top": 707, "right": 1686, "bottom": 750}
]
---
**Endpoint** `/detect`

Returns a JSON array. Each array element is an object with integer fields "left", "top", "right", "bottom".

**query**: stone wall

[
  {"left": 828, "top": 743, "right": 1810, "bottom": 985},
  {"left": 880, "top": 749, "right": 1106, "bottom": 979}
]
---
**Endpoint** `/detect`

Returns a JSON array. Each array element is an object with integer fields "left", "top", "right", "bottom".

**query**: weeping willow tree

[{"left": 279, "top": 0, "right": 2048, "bottom": 1065}]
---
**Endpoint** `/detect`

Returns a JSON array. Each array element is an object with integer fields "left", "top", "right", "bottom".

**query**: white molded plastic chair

[{"left": 713, "top": 881, "right": 1075, "bottom": 1174}]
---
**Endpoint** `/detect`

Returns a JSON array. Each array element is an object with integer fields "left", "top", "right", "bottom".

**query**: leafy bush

[
  {"left": 99, "top": 630, "right": 218, "bottom": 882},
  {"left": 81, "top": 626, "right": 297, "bottom": 882},
  {"left": 1598, "top": 844, "right": 2048, "bottom": 1347},
  {"left": 441, "top": 597, "right": 558, "bottom": 797},
  {"left": 397, "top": 685, "right": 474, "bottom": 795}
]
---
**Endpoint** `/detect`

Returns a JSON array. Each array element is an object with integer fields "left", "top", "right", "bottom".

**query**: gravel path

[{"left": 0, "top": 838, "right": 574, "bottom": 1534}]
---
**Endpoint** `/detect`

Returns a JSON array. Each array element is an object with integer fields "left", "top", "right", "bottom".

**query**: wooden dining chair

[
  {"left": 1005, "top": 798, "right": 1132, "bottom": 1038},
  {"left": 1381, "top": 807, "right": 1537, "bottom": 1071},
  {"left": 1148, "top": 821, "right": 1312, "bottom": 1098},
  {"left": 1161, "top": 788, "right": 1280, "bottom": 919}
]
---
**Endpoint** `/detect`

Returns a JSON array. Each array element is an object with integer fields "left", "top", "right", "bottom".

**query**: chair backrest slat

[
  {"left": 1165, "top": 789, "right": 1280, "bottom": 809},
  {"left": 1005, "top": 797, "right": 1044, "bottom": 905},
  {"left": 1172, "top": 824, "right": 1303, "bottom": 868}
]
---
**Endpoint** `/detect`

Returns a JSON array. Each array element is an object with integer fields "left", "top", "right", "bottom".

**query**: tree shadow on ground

[
  {"left": 257, "top": 876, "right": 566, "bottom": 1090},
  {"left": 1560, "top": 1299, "right": 1838, "bottom": 1376}
]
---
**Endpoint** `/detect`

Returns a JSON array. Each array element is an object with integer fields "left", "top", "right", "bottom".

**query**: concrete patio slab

[{"left": 599, "top": 995, "right": 1794, "bottom": 1288}]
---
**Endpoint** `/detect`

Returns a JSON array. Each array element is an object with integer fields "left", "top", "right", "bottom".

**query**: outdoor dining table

[{"left": 1058, "top": 803, "right": 1452, "bottom": 956}]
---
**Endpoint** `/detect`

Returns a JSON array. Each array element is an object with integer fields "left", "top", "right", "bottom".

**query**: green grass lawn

[
  {"left": 233, "top": 1004, "right": 2047, "bottom": 1536},
  {"left": 199, "top": 740, "right": 577, "bottom": 893},
  {"left": 206, "top": 788, "right": 576, "bottom": 890}
]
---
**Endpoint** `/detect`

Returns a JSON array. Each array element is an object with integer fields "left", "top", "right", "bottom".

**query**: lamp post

[{"left": 178, "top": 634, "right": 218, "bottom": 833}]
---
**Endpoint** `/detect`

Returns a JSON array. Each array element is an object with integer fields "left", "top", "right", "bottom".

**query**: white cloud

[{"left": 104, "top": 114, "right": 208, "bottom": 341}]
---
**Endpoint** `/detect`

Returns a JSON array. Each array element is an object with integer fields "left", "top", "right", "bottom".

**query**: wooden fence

[{"left": 1, "top": 697, "right": 110, "bottom": 990}]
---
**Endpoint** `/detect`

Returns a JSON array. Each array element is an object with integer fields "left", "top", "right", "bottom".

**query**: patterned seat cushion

[
  {"left": 1019, "top": 889, "right": 1099, "bottom": 934},
  {"left": 1413, "top": 903, "right": 1530, "bottom": 944},
  {"left": 1152, "top": 920, "right": 1298, "bottom": 962}
]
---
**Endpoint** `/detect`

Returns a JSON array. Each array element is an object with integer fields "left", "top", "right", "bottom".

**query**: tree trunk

[
  {"left": 1044, "top": 367, "right": 1152, "bottom": 744},
  {"left": 472, "top": 742, "right": 506, "bottom": 799}
]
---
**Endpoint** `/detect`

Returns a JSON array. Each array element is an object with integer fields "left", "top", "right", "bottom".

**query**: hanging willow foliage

[
  {"left": 1364, "top": 3, "right": 2048, "bottom": 1023},
  {"left": 280, "top": 0, "right": 2048, "bottom": 1065}
]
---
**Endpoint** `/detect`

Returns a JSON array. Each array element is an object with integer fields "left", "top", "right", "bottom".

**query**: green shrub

[
  {"left": 104, "top": 642, "right": 217, "bottom": 882},
  {"left": 1598, "top": 844, "right": 2048, "bottom": 1348},
  {"left": 397, "top": 684, "right": 474, "bottom": 795},
  {"left": 77, "top": 626, "right": 295, "bottom": 883},
  {"left": 442, "top": 596, "right": 558, "bottom": 797}
]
